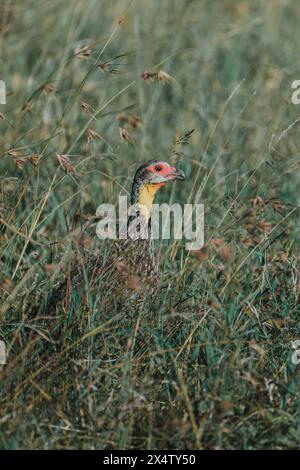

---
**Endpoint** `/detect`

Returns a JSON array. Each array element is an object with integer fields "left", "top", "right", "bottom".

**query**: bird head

[{"left": 130, "top": 160, "right": 185, "bottom": 222}]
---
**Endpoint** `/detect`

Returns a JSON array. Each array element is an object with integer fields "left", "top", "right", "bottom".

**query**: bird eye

[{"left": 155, "top": 165, "right": 162, "bottom": 172}]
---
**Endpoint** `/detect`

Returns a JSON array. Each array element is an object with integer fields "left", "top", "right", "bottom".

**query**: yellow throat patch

[{"left": 137, "top": 184, "right": 161, "bottom": 222}]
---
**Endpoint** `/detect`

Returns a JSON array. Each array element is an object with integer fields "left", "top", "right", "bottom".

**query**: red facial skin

[{"left": 146, "top": 162, "right": 177, "bottom": 186}]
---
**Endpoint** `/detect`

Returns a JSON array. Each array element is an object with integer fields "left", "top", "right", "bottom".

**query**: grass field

[{"left": 0, "top": 0, "right": 300, "bottom": 450}]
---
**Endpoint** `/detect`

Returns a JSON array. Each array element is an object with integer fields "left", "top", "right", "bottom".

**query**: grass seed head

[
  {"left": 81, "top": 101, "right": 93, "bottom": 117},
  {"left": 56, "top": 154, "right": 76, "bottom": 173},
  {"left": 43, "top": 84, "right": 56, "bottom": 96},
  {"left": 119, "top": 126, "right": 132, "bottom": 143},
  {"left": 8, "top": 150, "right": 27, "bottom": 170},
  {"left": 87, "top": 128, "right": 101, "bottom": 144},
  {"left": 141, "top": 69, "right": 157, "bottom": 82},
  {"left": 29, "top": 154, "right": 41, "bottom": 167},
  {"left": 257, "top": 219, "right": 271, "bottom": 234},
  {"left": 127, "top": 114, "right": 141, "bottom": 128},
  {"left": 74, "top": 45, "right": 92, "bottom": 59},
  {"left": 157, "top": 69, "right": 173, "bottom": 84}
]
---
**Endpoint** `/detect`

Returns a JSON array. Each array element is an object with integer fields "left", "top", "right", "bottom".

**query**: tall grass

[{"left": 0, "top": 0, "right": 300, "bottom": 449}]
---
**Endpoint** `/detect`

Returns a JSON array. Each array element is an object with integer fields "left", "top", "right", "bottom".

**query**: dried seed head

[
  {"left": 116, "top": 113, "right": 141, "bottom": 129},
  {"left": 271, "top": 198, "right": 285, "bottom": 213},
  {"left": 141, "top": 70, "right": 156, "bottom": 81},
  {"left": 170, "top": 129, "right": 195, "bottom": 164},
  {"left": 251, "top": 196, "right": 265, "bottom": 208},
  {"left": 8, "top": 149, "right": 19, "bottom": 158},
  {"left": 43, "top": 84, "right": 56, "bottom": 96},
  {"left": 74, "top": 45, "right": 92, "bottom": 59},
  {"left": 157, "top": 69, "right": 173, "bottom": 84},
  {"left": 141, "top": 69, "right": 175, "bottom": 84},
  {"left": 0, "top": 112, "right": 4, "bottom": 120},
  {"left": 257, "top": 219, "right": 271, "bottom": 234},
  {"left": 56, "top": 153, "right": 76, "bottom": 173},
  {"left": 127, "top": 114, "right": 141, "bottom": 129},
  {"left": 13, "top": 157, "right": 27, "bottom": 170},
  {"left": 29, "top": 154, "right": 41, "bottom": 167},
  {"left": 87, "top": 128, "right": 101, "bottom": 144},
  {"left": 8, "top": 149, "right": 27, "bottom": 169},
  {"left": 116, "top": 113, "right": 127, "bottom": 124},
  {"left": 81, "top": 101, "right": 93, "bottom": 117},
  {"left": 141, "top": 70, "right": 150, "bottom": 80},
  {"left": 97, "top": 62, "right": 120, "bottom": 75},
  {"left": 241, "top": 236, "right": 256, "bottom": 247},
  {"left": 98, "top": 62, "right": 109, "bottom": 73},
  {"left": 119, "top": 126, "right": 132, "bottom": 143}
]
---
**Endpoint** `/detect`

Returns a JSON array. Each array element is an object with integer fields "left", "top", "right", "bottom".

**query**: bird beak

[{"left": 168, "top": 168, "right": 186, "bottom": 181}]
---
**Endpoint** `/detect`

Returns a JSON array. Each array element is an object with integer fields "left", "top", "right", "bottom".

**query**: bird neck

[
  {"left": 128, "top": 182, "right": 163, "bottom": 240},
  {"left": 137, "top": 183, "right": 161, "bottom": 222}
]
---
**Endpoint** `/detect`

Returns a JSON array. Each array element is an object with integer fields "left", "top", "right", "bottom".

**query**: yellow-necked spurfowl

[{"left": 50, "top": 160, "right": 185, "bottom": 311}]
